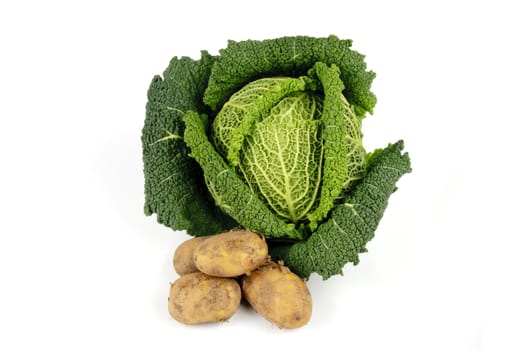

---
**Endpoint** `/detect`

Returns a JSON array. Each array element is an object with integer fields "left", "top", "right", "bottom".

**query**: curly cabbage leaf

[
  {"left": 341, "top": 95, "right": 367, "bottom": 187},
  {"left": 142, "top": 52, "right": 236, "bottom": 236},
  {"left": 305, "top": 62, "right": 362, "bottom": 230},
  {"left": 211, "top": 76, "right": 316, "bottom": 166},
  {"left": 238, "top": 93, "right": 323, "bottom": 223},
  {"left": 203, "top": 35, "right": 376, "bottom": 117},
  {"left": 270, "top": 141, "right": 411, "bottom": 279},
  {"left": 183, "top": 111, "right": 303, "bottom": 240}
]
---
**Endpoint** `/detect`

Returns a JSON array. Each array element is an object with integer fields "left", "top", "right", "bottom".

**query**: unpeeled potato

[
  {"left": 172, "top": 236, "right": 208, "bottom": 276},
  {"left": 168, "top": 272, "right": 241, "bottom": 325},
  {"left": 194, "top": 229, "right": 268, "bottom": 277},
  {"left": 242, "top": 262, "right": 312, "bottom": 329}
]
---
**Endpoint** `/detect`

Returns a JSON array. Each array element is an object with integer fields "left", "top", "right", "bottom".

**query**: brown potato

[
  {"left": 172, "top": 237, "right": 208, "bottom": 276},
  {"left": 242, "top": 262, "right": 312, "bottom": 329},
  {"left": 168, "top": 272, "right": 241, "bottom": 325},
  {"left": 194, "top": 229, "right": 268, "bottom": 277}
]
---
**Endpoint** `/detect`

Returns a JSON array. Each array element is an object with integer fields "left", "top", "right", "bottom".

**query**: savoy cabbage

[{"left": 142, "top": 36, "right": 411, "bottom": 279}]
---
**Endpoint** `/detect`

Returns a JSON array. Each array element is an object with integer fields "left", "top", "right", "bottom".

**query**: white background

[{"left": 1, "top": 1, "right": 523, "bottom": 349}]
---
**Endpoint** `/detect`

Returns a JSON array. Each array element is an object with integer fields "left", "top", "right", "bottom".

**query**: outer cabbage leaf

[
  {"left": 239, "top": 93, "right": 323, "bottom": 223},
  {"left": 305, "top": 62, "right": 352, "bottom": 230},
  {"left": 203, "top": 35, "right": 376, "bottom": 117},
  {"left": 271, "top": 141, "right": 411, "bottom": 279},
  {"left": 183, "top": 111, "right": 303, "bottom": 240},
  {"left": 142, "top": 52, "right": 237, "bottom": 236}
]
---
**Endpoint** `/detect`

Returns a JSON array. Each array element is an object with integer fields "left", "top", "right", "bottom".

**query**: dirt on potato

[
  {"left": 194, "top": 229, "right": 268, "bottom": 277},
  {"left": 242, "top": 262, "right": 312, "bottom": 329},
  {"left": 172, "top": 236, "right": 208, "bottom": 276},
  {"left": 168, "top": 272, "right": 241, "bottom": 325}
]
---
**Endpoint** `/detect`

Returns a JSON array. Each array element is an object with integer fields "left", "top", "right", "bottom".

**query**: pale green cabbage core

[
  {"left": 340, "top": 95, "right": 366, "bottom": 187},
  {"left": 211, "top": 71, "right": 366, "bottom": 226},
  {"left": 239, "top": 93, "right": 322, "bottom": 223}
]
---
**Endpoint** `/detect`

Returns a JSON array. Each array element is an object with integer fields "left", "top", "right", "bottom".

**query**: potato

[
  {"left": 172, "top": 237, "right": 208, "bottom": 276},
  {"left": 242, "top": 262, "right": 312, "bottom": 329},
  {"left": 194, "top": 229, "right": 268, "bottom": 277},
  {"left": 168, "top": 272, "right": 241, "bottom": 325}
]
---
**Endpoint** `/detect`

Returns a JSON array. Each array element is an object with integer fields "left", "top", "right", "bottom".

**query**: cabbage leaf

[
  {"left": 142, "top": 52, "right": 236, "bottom": 236},
  {"left": 271, "top": 141, "right": 411, "bottom": 279},
  {"left": 183, "top": 111, "right": 303, "bottom": 240},
  {"left": 305, "top": 62, "right": 359, "bottom": 230},
  {"left": 239, "top": 92, "right": 323, "bottom": 223},
  {"left": 203, "top": 35, "right": 376, "bottom": 117},
  {"left": 211, "top": 76, "right": 315, "bottom": 166}
]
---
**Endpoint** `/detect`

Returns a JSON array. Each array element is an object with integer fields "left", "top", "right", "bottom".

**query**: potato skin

[
  {"left": 242, "top": 263, "right": 312, "bottom": 329},
  {"left": 194, "top": 229, "right": 268, "bottom": 277},
  {"left": 168, "top": 272, "right": 241, "bottom": 325},
  {"left": 172, "top": 237, "right": 208, "bottom": 276}
]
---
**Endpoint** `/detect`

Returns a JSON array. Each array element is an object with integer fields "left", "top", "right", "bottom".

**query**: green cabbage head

[
  {"left": 142, "top": 36, "right": 411, "bottom": 279},
  {"left": 211, "top": 65, "right": 366, "bottom": 228}
]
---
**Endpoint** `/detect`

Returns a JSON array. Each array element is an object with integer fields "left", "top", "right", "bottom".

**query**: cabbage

[
  {"left": 142, "top": 36, "right": 411, "bottom": 278},
  {"left": 210, "top": 63, "right": 366, "bottom": 229}
]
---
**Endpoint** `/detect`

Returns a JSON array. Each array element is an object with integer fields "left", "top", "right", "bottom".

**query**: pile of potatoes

[{"left": 168, "top": 229, "right": 312, "bottom": 329}]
